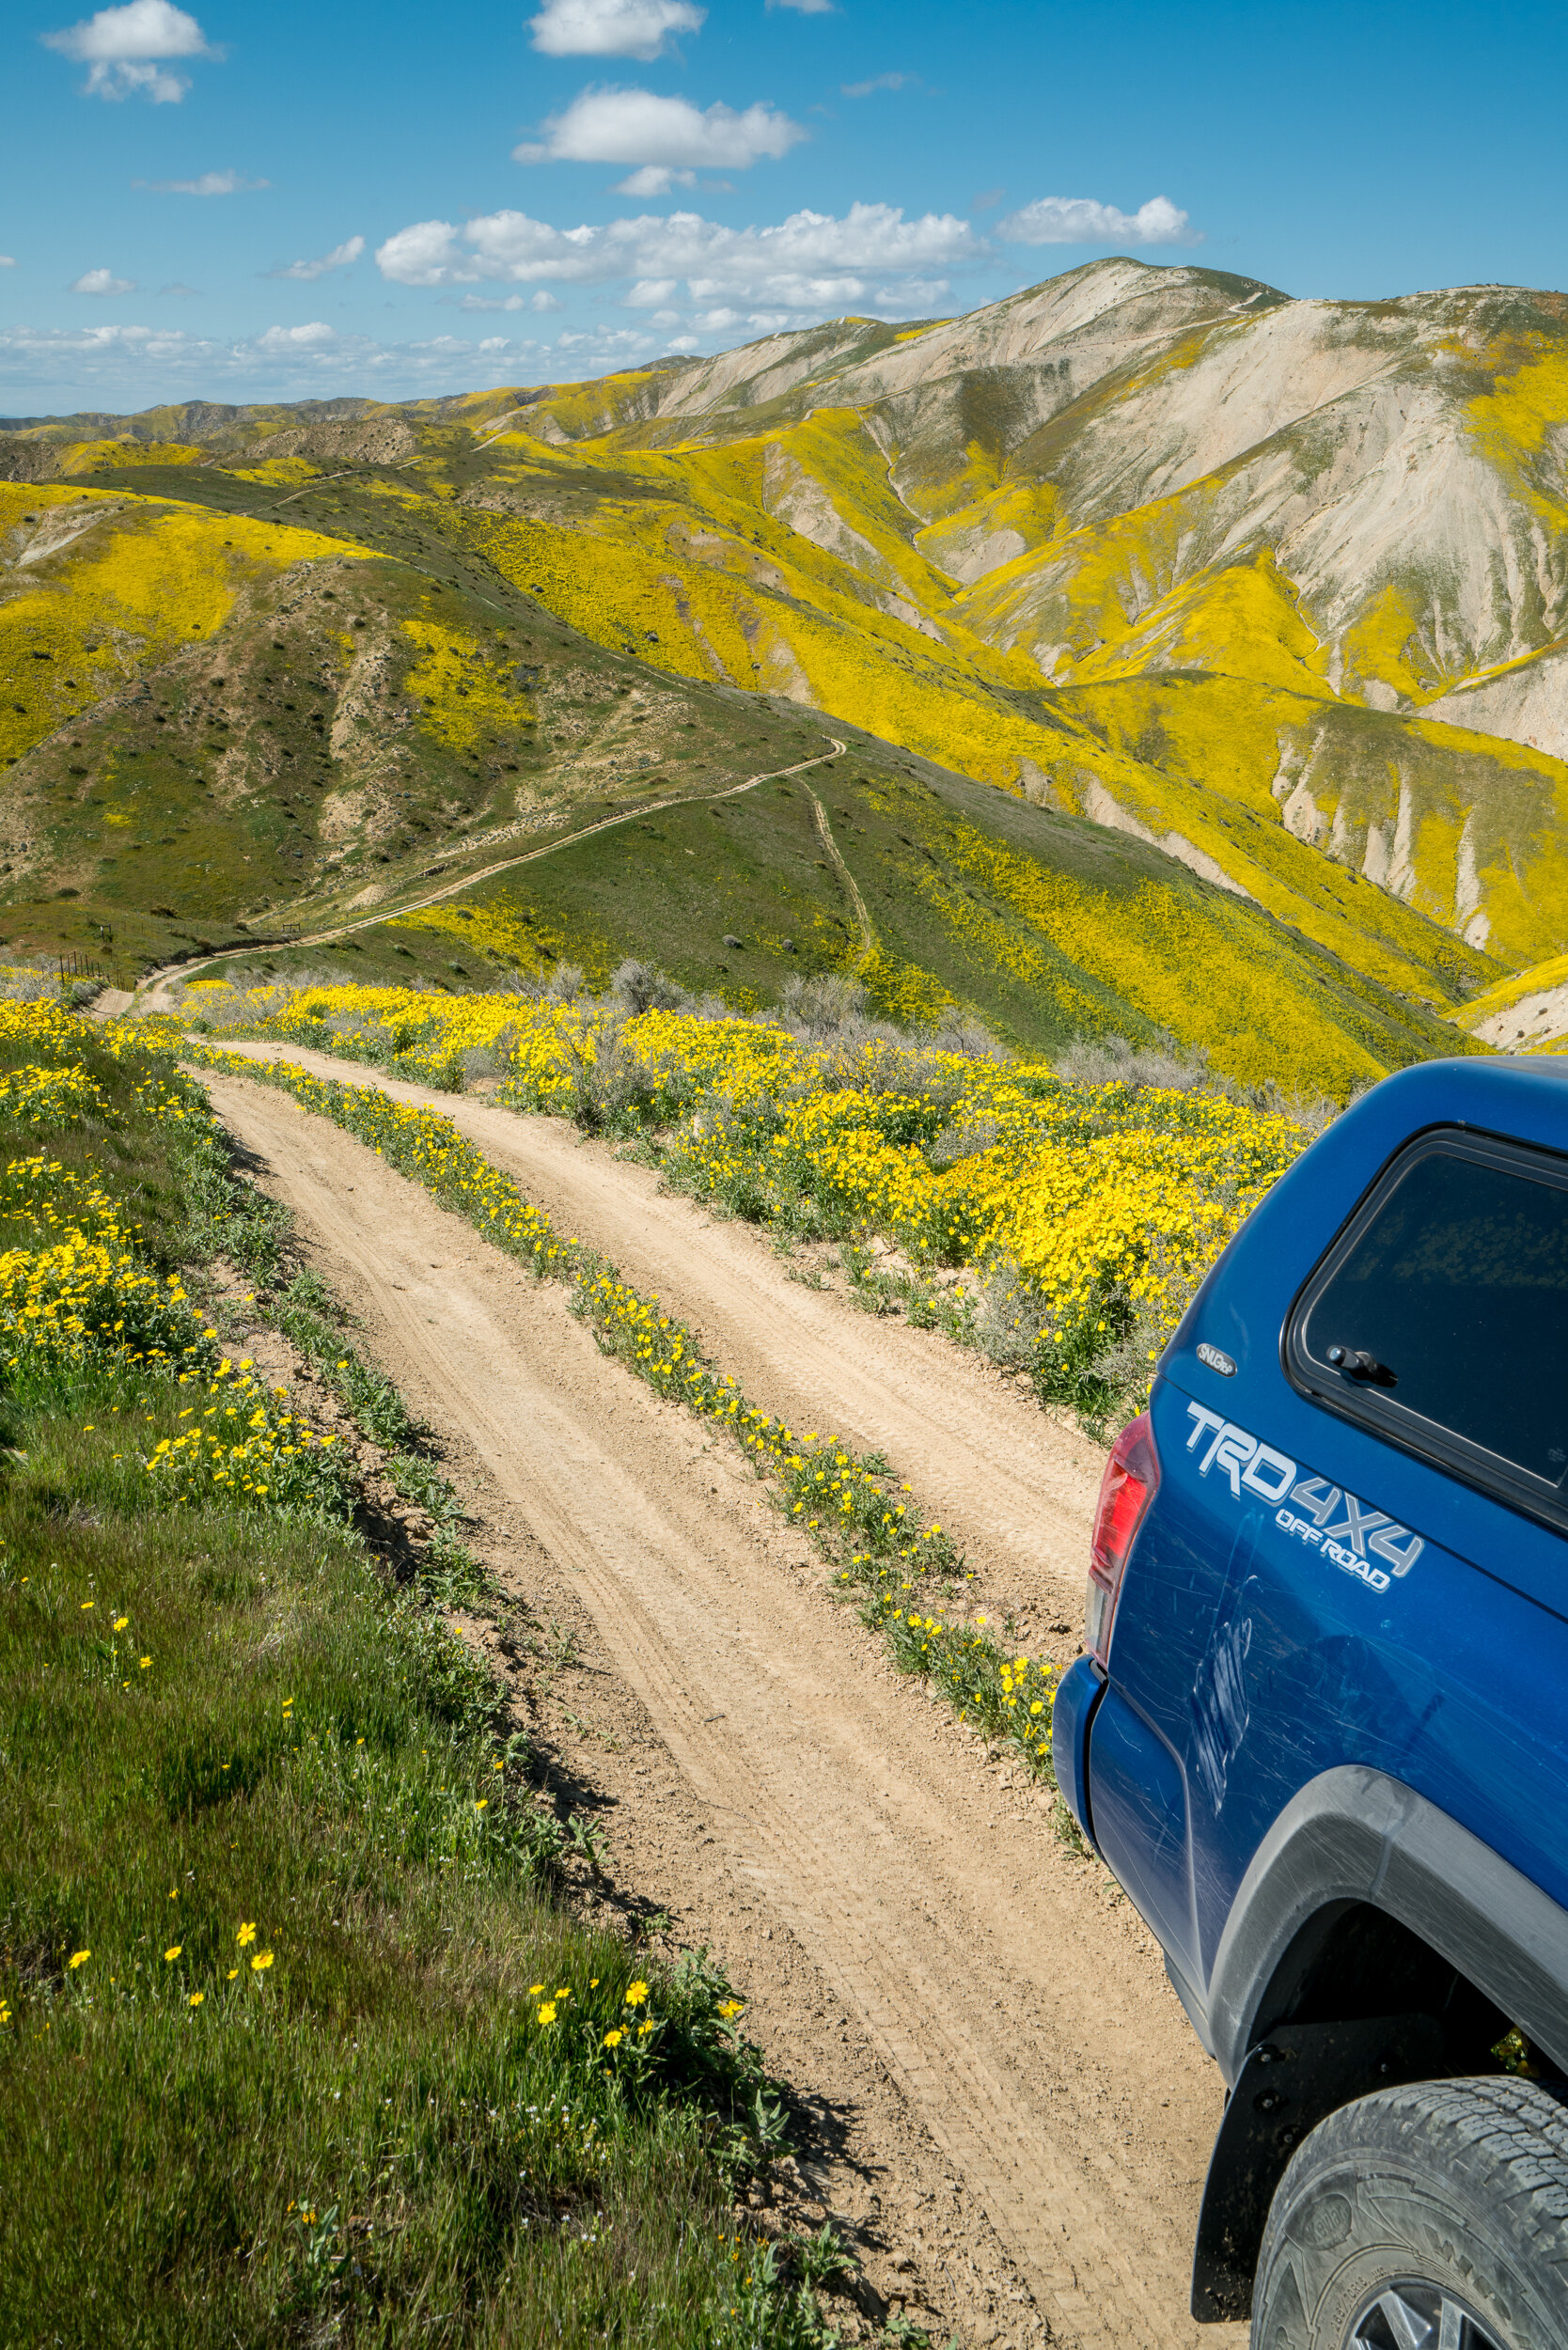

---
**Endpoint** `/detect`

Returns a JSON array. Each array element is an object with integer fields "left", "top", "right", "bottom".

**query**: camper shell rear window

[{"left": 1286, "top": 1128, "right": 1568, "bottom": 1534}]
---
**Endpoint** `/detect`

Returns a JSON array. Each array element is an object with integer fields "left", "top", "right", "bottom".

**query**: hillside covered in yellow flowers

[{"left": 13, "top": 256, "right": 1568, "bottom": 1091}]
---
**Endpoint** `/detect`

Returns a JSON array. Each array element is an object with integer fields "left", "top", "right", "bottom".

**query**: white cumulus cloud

[
  {"left": 0, "top": 257, "right": 16, "bottom": 270},
  {"left": 616, "top": 164, "right": 695, "bottom": 196},
  {"left": 71, "top": 267, "right": 137, "bottom": 294},
  {"left": 528, "top": 0, "right": 704, "bottom": 60},
  {"left": 454, "top": 289, "right": 564, "bottom": 312},
  {"left": 137, "top": 167, "right": 268, "bottom": 194},
  {"left": 42, "top": 0, "right": 213, "bottom": 102},
  {"left": 265, "top": 235, "right": 365, "bottom": 282},
  {"left": 998, "top": 193, "right": 1200, "bottom": 246},
  {"left": 257, "top": 322, "right": 336, "bottom": 349},
  {"left": 377, "top": 200, "right": 980, "bottom": 310},
  {"left": 512, "top": 86, "right": 805, "bottom": 173}
]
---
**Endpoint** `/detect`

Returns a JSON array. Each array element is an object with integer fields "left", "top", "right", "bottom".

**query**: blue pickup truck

[{"left": 1052, "top": 1057, "right": 1568, "bottom": 2350}]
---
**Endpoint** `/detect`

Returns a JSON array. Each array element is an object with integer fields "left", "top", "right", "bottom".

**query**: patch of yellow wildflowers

[
  {"left": 144, "top": 1352, "right": 343, "bottom": 1511},
  {"left": 401, "top": 617, "right": 533, "bottom": 760},
  {"left": 175, "top": 982, "right": 1302, "bottom": 1381},
  {"left": 0, "top": 1061, "right": 108, "bottom": 1129},
  {"left": 0, "top": 1149, "right": 201, "bottom": 1374}
]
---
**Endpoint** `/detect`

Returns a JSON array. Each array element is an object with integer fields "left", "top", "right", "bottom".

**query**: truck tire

[{"left": 1251, "top": 2076, "right": 1568, "bottom": 2350}]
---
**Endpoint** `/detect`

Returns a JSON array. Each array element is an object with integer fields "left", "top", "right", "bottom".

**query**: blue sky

[{"left": 3, "top": 0, "right": 1566, "bottom": 416}]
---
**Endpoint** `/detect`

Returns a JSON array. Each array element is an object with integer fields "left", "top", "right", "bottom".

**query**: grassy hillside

[
  {"left": 377, "top": 748, "right": 1476, "bottom": 1097},
  {"left": 0, "top": 445, "right": 1484, "bottom": 1093},
  {"left": 0, "top": 470, "right": 806, "bottom": 970}
]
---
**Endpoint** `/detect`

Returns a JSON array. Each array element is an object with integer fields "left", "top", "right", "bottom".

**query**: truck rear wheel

[{"left": 1251, "top": 2076, "right": 1568, "bottom": 2350}]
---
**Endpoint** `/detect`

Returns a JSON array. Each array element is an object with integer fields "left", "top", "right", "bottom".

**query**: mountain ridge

[{"left": 8, "top": 255, "right": 1568, "bottom": 1084}]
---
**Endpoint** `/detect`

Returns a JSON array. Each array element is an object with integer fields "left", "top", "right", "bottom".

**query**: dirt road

[
  {"left": 205, "top": 1061, "right": 1240, "bottom": 2350},
  {"left": 210, "top": 1039, "right": 1107, "bottom": 1633}
]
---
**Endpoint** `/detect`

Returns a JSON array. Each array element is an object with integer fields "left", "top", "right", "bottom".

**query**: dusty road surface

[
  {"left": 211, "top": 1039, "right": 1107, "bottom": 1634},
  {"left": 204, "top": 1062, "right": 1242, "bottom": 2350}
]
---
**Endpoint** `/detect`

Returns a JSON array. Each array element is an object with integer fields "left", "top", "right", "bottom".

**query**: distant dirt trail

[
  {"left": 206, "top": 1064, "right": 1239, "bottom": 2350},
  {"left": 210, "top": 1038, "right": 1107, "bottom": 1627},
  {"left": 136, "top": 737, "right": 846, "bottom": 1011},
  {"left": 808, "top": 786, "right": 876, "bottom": 958}
]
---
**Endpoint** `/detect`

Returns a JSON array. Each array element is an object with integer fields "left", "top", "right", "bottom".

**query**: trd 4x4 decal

[{"left": 1184, "top": 1402, "right": 1424, "bottom": 1592}]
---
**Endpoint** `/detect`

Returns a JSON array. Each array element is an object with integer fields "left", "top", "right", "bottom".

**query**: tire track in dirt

[
  {"left": 207, "top": 1066, "right": 1241, "bottom": 2350},
  {"left": 207, "top": 1039, "right": 1107, "bottom": 1626}
]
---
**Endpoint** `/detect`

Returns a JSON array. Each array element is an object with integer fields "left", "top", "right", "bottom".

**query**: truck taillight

[{"left": 1086, "top": 1411, "right": 1160, "bottom": 1668}]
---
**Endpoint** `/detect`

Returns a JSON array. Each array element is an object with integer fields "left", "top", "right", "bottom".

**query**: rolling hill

[{"left": 12, "top": 255, "right": 1568, "bottom": 1089}]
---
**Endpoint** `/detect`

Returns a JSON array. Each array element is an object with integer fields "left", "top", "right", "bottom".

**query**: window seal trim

[{"left": 1282, "top": 1123, "right": 1568, "bottom": 1538}]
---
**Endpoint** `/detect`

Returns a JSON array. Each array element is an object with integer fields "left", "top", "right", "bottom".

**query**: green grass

[
  {"left": 0, "top": 1012, "right": 191, "bottom": 1261},
  {"left": 0, "top": 1014, "right": 857, "bottom": 2349}
]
